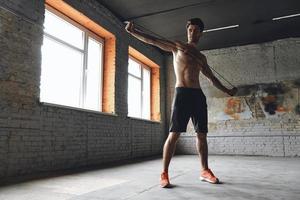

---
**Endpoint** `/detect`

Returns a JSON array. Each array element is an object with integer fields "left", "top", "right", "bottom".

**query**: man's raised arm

[{"left": 125, "top": 21, "right": 177, "bottom": 53}]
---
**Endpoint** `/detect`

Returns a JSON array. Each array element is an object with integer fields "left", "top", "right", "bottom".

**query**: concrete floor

[{"left": 0, "top": 155, "right": 299, "bottom": 200}]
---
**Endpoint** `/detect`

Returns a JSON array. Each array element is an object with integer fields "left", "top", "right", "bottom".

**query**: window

[
  {"left": 40, "top": 6, "right": 104, "bottom": 111},
  {"left": 128, "top": 57, "right": 151, "bottom": 119},
  {"left": 128, "top": 47, "right": 161, "bottom": 121}
]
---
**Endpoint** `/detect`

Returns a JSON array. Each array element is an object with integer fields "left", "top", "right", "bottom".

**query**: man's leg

[
  {"left": 196, "top": 132, "right": 219, "bottom": 184},
  {"left": 163, "top": 132, "right": 180, "bottom": 173},
  {"left": 162, "top": 87, "right": 190, "bottom": 187},
  {"left": 196, "top": 133, "right": 208, "bottom": 170},
  {"left": 160, "top": 132, "right": 180, "bottom": 187}
]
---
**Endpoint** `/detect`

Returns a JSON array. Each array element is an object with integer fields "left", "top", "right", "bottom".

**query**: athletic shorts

[{"left": 169, "top": 87, "right": 208, "bottom": 133}]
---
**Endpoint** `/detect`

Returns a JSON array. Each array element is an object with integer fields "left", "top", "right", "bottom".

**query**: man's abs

[
  {"left": 173, "top": 48, "right": 202, "bottom": 88},
  {"left": 174, "top": 64, "right": 201, "bottom": 88}
]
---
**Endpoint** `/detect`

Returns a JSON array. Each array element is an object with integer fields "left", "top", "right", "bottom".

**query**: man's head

[{"left": 186, "top": 18, "right": 204, "bottom": 44}]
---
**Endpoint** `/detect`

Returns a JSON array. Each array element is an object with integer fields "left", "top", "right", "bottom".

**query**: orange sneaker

[
  {"left": 200, "top": 168, "right": 219, "bottom": 184},
  {"left": 160, "top": 172, "right": 170, "bottom": 188}
]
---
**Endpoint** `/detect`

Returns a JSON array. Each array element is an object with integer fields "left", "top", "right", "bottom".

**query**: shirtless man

[{"left": 125, "top": 18, "right": 237, "bottom": 188}]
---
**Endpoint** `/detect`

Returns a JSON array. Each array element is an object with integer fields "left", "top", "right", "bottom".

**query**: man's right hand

[{"left": 125, "top": 21, "right": 134, "bottom": 33}]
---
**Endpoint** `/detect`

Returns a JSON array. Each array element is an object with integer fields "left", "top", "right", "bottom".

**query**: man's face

[{"left": 187, "top": 24, "right": 202, "bottom": 43}]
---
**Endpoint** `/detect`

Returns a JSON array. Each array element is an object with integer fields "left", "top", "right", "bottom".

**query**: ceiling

[{"left": 97, "top": 0, "right": 300, "bottom": 51}]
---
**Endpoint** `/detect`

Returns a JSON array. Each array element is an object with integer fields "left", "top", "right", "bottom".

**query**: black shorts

[{"left": 169, "top": 87, "right": 208, "bottom": 133}]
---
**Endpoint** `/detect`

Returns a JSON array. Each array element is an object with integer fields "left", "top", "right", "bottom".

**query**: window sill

[
  {"left": 40, "top": 102, "right": 118, "bottom": 117},
  {"left": 127, "top": 116, "right": 161, "bottom": 124}
]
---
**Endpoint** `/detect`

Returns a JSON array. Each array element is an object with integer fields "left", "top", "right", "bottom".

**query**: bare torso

[{"left": 172, "top": 41, "right": 205, "bottom": 88}]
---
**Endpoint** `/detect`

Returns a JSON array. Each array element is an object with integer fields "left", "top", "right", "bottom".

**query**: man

[{"left": 125, "top": 18, "right": 237, "bottom": 188}]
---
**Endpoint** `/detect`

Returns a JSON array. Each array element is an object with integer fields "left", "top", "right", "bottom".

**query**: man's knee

[
  {"left": 196, "top": 132, "right": 207, "bottom": 141},
  {"left": 167, "top": 132, "right": 180, "bottom": 144}
]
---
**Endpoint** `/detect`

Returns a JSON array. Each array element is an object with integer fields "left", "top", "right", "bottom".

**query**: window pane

[
  {"left": 40, "top": 36, "right": 83, "bottom": 108},
  {"left": 142, "top": 68, "right": 151, "bottom": 119},
  {"left": 84, "top": 37, "right": 103, "bottom": 111},
  {"left": 128, "top": 58, "right": 141, "bottom": 77},
  {"left": 128, "top": 75, "right": 141, "bottom": 118},
  {"left": 44, "top": 10, "right": 84, "bottom": 49}
]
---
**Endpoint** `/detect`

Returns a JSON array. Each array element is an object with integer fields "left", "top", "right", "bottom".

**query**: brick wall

[
  {"left": 0, "top": 0, "right": 167, "bottom": 180},
  {"left": 166, "top": 38, "right": 300, "bottom": 157}
]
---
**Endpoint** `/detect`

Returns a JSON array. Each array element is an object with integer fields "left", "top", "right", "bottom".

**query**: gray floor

[{"left": 0, "top": 155, "right": 299, "bottom": 200}]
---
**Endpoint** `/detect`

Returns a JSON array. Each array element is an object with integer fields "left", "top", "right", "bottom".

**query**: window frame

[
  {"left": 41, "top": 5, "right": 104, "bottom": 112},
  {"left": 128, "top": 56, "right": 151, "bottom": 119}
]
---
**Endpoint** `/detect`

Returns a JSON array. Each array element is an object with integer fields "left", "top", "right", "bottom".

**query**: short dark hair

[{"left": 186, "top": 18, "right": 204, "bottom": 32}]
